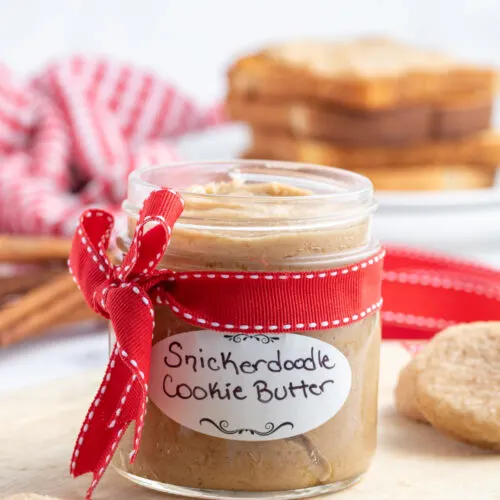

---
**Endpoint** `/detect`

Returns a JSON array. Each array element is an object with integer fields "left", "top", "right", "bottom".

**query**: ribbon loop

[
  {"left": 69, "top": 209, "right": 115, "bottom": 313},
  {"left": 119, "top": 189, "right": 183, "bottom": 281},
  {"left": 120, "top": 216, "right": 170, "bottom": 280}
]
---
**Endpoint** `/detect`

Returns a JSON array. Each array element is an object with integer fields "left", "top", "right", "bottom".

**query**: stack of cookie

[
  {"left": 227, "top": 38, "right": 500, "bottom": 191},
  {"left": 395, "top": 322, "right": 500, "bottom": 450}
]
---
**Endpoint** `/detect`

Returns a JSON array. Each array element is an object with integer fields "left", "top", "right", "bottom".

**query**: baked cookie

[
  {"left": 414, "top": 322, "right": 500, "bottom": 450},
  {"left": 228, "top": 38, "right": 497, "bottom": 109},
  {"left": 395, "top": 357, "right": 427, "bottom": 423},
  {"left": 243, "top": 148, "right": 497, "bottom": 191},
  {"left": 248, "top": 128, "right": 500, "bottom": 168},
  {"left": 227, "top": 93, "right": 492, "bottom": 147}
]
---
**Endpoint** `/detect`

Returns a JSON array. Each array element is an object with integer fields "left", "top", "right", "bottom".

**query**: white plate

[
  {"left": 377, "top": 182, "right": 500, "bottom": 209},
  {"left": 176, "top": 124, "right": 500, "bottom": 256}
]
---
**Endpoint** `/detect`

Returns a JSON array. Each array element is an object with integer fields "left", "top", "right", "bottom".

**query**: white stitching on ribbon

[
  {"left": 383, "top": 271, "right": 500, "bottom": 299},
  {"left": 167, "top": 249, "right": 385, "bottom": 282},
  {"left": 70, "top": 345, "right": 120, "bottom": 475},
  {"left": 382, "top": 311, "right": 455, "bottom": 330},
  {"left": 153, "top": 297, "right": 384, "bottom": 332}
]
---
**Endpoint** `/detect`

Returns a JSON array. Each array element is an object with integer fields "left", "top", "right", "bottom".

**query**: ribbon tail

[
  {"left": 111, "top": 370, "right": 147, "bottom": 465},
  {"left": 382, "top": 273, "right": 500, "bottom": 339},
  {"left": 70, "top": 345, "right": 145, "bottom": 498}
]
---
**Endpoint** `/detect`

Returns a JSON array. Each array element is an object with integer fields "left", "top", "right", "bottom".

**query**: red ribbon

[
  {"left": 382, "top": 247, "right": 500, "bottom": 341},
  {"left": 68, "top": 186, "right": 500, "bottom": 498},
  {"left": 68, "top": 188, "right": 185, "bottom": 497},
  {"left": 68, "top": 187, "right": 384, "bottom": 498}
]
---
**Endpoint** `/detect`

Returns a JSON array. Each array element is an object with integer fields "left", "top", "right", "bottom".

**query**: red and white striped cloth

[{"left": 0, "top": 56, "right": 225, "bottom": 235}]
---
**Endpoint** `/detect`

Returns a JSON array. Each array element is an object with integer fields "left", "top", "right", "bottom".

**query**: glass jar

[{"left": 112, "top": 160, "right": 381, "bottom": 499}]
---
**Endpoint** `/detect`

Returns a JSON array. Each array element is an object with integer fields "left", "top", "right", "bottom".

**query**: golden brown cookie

[
  {"left": 228, "top": 38, "right": 497, "bottom": 109},
  {"left": 248, "top": 128, "right": 500, "bottom": 169},
  {"left": 395, "top": 357, "right": 427, "bottom": 423},
  {"left": 348, "top": 164, "right": 497, "bottom": 191},
  {"left": 243, "top": 148, "right": 497, "bottom": 192},
  {"left": 414, "top": 322, "right": 500, "bottom": 450},
  {"left": 227, "top": 94, "right": 492, "bottom": 146}
]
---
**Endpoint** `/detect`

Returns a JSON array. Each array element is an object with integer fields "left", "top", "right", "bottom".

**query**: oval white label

[{"left": 149, "top": 332, "right": 352, "bottom": 441}]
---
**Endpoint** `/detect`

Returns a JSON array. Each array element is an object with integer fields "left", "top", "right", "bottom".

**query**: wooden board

[{"left": 1, "top": 343, "right": 499, "bottom": 500}]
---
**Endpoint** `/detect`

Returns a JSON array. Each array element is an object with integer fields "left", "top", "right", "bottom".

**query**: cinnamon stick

[
  {"left": 0, "top": 268, "right": 63, "bottom": 302},
  {"left": 53, "top": 302, "right": 101, "bottom": 327},
  {"left": 0, "top": 273, "right": 76, "bottom": 333},
  {"left": 0, "top": 235, "right": 72, "bottom": 263},
  {"left": 0, "top": 288, "right": 95, "bottom": 346}
]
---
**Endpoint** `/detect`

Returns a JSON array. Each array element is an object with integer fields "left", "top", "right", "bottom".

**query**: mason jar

[{"left": 112, "top": 160, "right": 381, "bottom": 499}]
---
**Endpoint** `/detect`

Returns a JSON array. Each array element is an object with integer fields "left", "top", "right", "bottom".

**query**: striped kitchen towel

[{"left": 0, "top": 56, "right": 225, "bottom": 235}]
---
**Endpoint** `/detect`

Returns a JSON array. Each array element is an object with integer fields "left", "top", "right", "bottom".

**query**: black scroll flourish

[
  {"left": 224, "top": 334, "right": 279, "bottom": 344},
  {"left": 199, "top": 418, "right": 294, "bottom": 436}
]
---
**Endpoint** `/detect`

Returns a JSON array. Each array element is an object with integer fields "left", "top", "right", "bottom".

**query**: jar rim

[
  {"left": 123, "top": 160, "right": 378, "bottom": 264},
  {"left": 128, "top": 158, "right": 373, "bottom": 201},
  {"left": 125, "top": 160, "right": 376, "bottom": 230}
]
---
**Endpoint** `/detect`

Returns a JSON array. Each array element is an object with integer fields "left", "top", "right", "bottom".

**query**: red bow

[{"left": 68, "top": 188, "right": 184, "bottom": 497}]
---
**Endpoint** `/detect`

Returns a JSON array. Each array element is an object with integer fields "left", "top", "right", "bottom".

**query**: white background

[
  {"left": 1, "top": 0, "right": 500, "bottom": 105},
  {"left": 2, "top": 0, "right": 500, "bottom": 392}
]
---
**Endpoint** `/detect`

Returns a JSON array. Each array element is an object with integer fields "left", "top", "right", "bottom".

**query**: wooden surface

[{"left": 1, "top": 343, "right": 499, "bottom": 500}]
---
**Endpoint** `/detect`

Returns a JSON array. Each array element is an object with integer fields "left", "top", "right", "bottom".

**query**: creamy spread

[{"left": 115, "top": 181, "right": 380, "bottom": 492}]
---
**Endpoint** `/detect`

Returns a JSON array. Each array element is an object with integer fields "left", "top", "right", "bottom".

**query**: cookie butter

[{"left": 113, "top": 161, "right": 381, "bottom": 498}]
